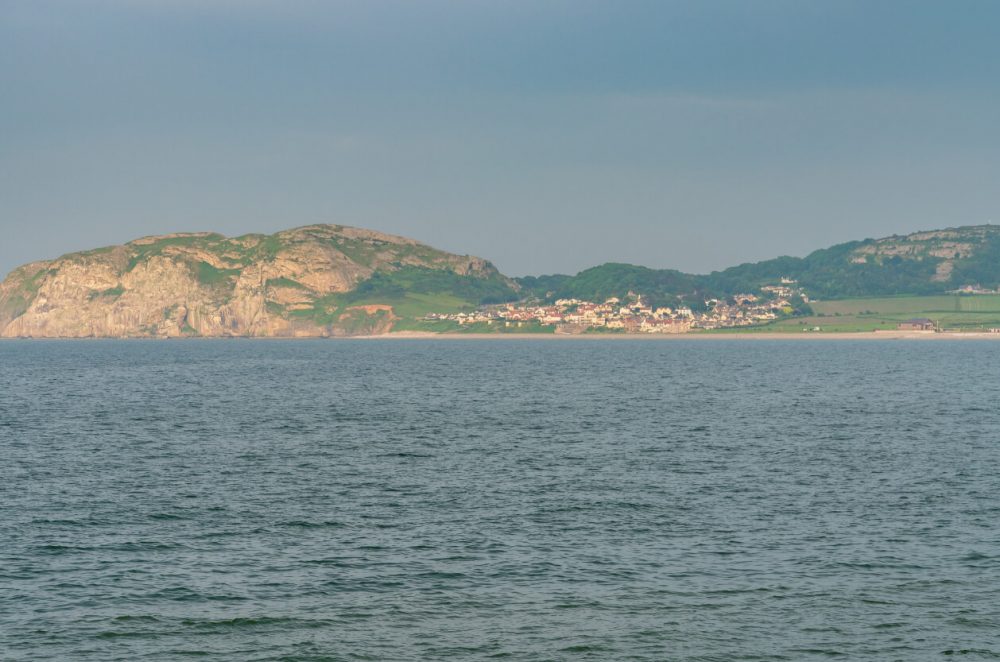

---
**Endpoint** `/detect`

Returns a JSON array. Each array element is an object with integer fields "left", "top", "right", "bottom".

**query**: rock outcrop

[{"left": 0, "top": 225, "right": 514, "bottom": 338}]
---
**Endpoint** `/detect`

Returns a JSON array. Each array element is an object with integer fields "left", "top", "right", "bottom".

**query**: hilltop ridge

[
  {"left": 0, "top": 225, "right": 516, "bottom": 338},
  {"left": 4, "top": 223, "right": 1000, "bottom": 337},
  {"left": 518, "top": 225, "right": 1000, "bottom": 306}
]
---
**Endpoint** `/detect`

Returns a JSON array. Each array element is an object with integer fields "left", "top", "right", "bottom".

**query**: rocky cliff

[{"left": 0, "top": 225, "right": 515, "bottom": 338}]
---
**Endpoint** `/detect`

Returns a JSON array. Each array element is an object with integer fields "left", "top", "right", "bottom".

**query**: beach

[{"left": 375, "top": 330, "right": 1000, "bottom": 340}]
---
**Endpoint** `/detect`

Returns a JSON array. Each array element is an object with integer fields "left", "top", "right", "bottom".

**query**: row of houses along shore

[{"left": 425, "top": 286, "right": 805, "bottom": 334}]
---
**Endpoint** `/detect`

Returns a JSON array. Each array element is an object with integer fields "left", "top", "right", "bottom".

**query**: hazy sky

[{"left": 2, "top": 0, "right": 999, "bottom": 277}]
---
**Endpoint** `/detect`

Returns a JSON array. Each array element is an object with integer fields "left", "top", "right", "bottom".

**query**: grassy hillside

[
  {"left": 281, "top": 266, "right": 517, "bottom": 327},
  {"left": 520, "top": 225, "right": 1000, "bottom": 304}
]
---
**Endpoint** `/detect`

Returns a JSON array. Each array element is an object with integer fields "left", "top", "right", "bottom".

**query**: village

[{"left": 425, "top": 280, "right": 808, "bottom": 334}]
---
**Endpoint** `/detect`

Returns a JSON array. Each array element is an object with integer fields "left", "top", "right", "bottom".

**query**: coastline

[
  {"left": 5, "top": 331, "right": 1000, "bottom": 341},
  {"left": 371, "top": 330, "right": 1000, "bottom": 340}
]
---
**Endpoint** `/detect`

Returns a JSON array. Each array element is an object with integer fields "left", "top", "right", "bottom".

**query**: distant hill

[
  {"left": 5, "top": 223, "right": 1000, "bottom": 337},
  {"left": 518, "top": 225, "right": 1000, "bottom": 304},
  {"left": 0, "top": 225, "right": 516, "bottom": 338},
  {"left": 517, "top": 264, "right": 697, "bottom": 309}
]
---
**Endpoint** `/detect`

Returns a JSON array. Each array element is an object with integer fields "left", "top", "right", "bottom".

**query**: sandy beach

[{"left": 372, "top": 330, "right": 1000, "bottom": 340}]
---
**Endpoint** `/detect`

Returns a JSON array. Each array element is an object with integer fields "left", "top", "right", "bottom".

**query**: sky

[{"left": 2, "top": 0, "right": 999, "bottom": 277}]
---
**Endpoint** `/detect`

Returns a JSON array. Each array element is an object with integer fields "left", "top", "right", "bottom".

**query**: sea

[{"left": 1, "top": 338, "right": 998, "bottom": 661}]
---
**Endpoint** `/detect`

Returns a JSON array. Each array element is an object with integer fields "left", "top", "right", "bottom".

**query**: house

[{"left": 897, "top": 318, "right": 936, "bottom": 331}]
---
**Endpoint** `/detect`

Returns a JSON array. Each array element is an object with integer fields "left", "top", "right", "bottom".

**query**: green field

[
  {"left": 811, "top": 295, "right": 1000, "bottom": 315},
  {"left": 731, "top": 294, "right": 1000, "bottom": 332},
  {"left": 351, "top": 291, "right": 472, "bottom": 319}
]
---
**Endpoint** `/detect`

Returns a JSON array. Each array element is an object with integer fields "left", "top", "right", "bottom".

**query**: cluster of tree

[
  {"left": 704, "top": 241, "right": 942, "bottom": 298},
  {"left": 948, "top": 235, "right": 1000, "bottom": 289},
  {"left": 518, "top": 264, "right": 694, "bottom": 310},
  {"left": 517, "top": 231, "right": 1000, "bottom": 304}
]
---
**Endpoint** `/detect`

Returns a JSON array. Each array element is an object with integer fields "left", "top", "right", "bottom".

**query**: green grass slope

[{"left": 519, "top": 225, "right": 1000, "bottom": 304}]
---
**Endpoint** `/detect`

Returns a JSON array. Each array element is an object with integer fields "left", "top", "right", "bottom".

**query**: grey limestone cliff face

[{"left": 0, "top": 225, "right": 510, "bottom": 338}]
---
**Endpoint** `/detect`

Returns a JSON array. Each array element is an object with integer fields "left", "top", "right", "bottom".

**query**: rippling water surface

[{"left": 1, "top": 339, "right": 999, "bottom": 660}]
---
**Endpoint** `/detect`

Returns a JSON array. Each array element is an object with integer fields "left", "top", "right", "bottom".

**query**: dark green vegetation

[
  {"left": 348, "top": 266, "right": 516, "bottom": 307},
  {"left": 518, "top": 226, "right": 1000, "bottom": 304},
  {"left": 265, "top": 277, "right": 308, "bottom": 290},
  {"left": 519, "top": 264, "right": 695, "bottom": 309},
  {"left": 195, "top": 262, "right": 241, "bottom": 286},
  {"left": 87, "top": 286, "right": 125, "bottom": 300}
]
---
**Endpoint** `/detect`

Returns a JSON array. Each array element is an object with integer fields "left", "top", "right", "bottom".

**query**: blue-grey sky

[{"left": 2, "top": 0, "right": 999, "bottom": 277}]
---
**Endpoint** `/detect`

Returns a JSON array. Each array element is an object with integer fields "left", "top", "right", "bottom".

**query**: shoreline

[
  {"left": 5, "top": 331, "right": 1000, "bottom": 341},
  {"left": 366, "top": 330, "right": 1000, "bottom": 340}
]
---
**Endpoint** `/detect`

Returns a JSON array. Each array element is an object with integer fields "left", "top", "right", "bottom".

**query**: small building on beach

[{"left": 897, "top": 318, "right": 936, "bottom": 331}]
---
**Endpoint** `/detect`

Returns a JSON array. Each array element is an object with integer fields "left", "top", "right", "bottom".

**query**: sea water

[{"left": 1, "top": 339, "right": 998, "bottom": 660}]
